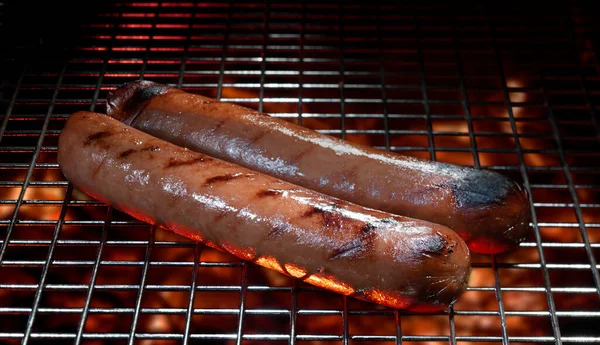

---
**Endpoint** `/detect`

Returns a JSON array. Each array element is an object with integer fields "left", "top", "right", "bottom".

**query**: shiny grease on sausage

[
  {"left": 107, "top": 80, "right": 531, "bottom": 254},
  {"left": 58, "top": 111, "right": 471, "bottom": 311}
]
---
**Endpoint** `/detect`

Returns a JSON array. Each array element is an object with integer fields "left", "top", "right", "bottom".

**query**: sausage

[
  {"left": 106, "top": 80, "right": 531, "bottom": 254},
  {"left": 58, "top": 111, "right": 470, "bottom": 311}
]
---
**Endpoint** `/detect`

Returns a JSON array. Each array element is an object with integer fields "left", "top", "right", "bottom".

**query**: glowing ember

[{"left": 304, "top": 275, "right": 355, "bottom": 296}]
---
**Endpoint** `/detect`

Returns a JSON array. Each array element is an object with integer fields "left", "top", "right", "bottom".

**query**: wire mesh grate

[{"left": 1, "top": 1, "right": 600, "bottom": 345}]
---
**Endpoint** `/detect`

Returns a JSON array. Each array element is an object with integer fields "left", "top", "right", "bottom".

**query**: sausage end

[
  {"left": 446, "top": 168, "right": 532, "bottom": 254},
  {"left": 106, "top": 80, "right": 171, "bottom": 125}
]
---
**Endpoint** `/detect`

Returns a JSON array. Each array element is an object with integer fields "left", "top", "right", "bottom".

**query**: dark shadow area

[
  {"left": 0, "top": 1, "right": 119, "bottom": 98},
  {"left": 1, "top": 0, "right": 118, "bottom": 60}
]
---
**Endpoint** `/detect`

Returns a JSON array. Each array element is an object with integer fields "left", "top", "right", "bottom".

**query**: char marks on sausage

[
  {"left": 362, "top": 223, "right": 376, "bottom": 233},
  {"left": 204, "top": 173, "right": 251, "bottom": 186},
  {"left": 84, "top": 131, "right": 113, "bottom": 146},
  {"left": 255, "top": 189, "right": 285, "bottom": 198},
  {"left": 141, "top": 145, "right": 160, "bottom": 152},
  {"left": 58, "top": 111, "right": 472, "bottom": 311},
  {"left": 119, "top": 149, "right": 137, "bottom": 158},
  {"left": 166, "top": 157, "right": 208, "bottom": 168},
  {"left": 329, "top": 238, "right": 370, "bottom": 261}
]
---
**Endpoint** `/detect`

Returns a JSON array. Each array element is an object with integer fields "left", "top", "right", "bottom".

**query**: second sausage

[{"left": 107, "top": 80, "right": 531, "bottom": 254}]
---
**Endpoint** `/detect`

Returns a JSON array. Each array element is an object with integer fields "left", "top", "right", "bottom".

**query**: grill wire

[{"left": 1, "top": 1, "right": 600, "bottom": 344}]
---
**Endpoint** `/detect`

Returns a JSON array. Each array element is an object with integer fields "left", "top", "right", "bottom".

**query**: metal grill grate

[{"left": 1, "top": 1, "right": 600, "bottom": 344}]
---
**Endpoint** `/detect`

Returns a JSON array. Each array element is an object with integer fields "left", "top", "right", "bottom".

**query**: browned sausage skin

[
  {"left": 106, "top": 80, "right": 531, "bottom": 254},
  {"left": 58, "top": 111, "right": 470, "bottom": 311}
]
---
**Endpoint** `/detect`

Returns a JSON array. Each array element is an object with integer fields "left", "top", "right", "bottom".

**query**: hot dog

[
  {"left": 106, "top": 80, "right": 531, "bottom": 254},
  {"left": 58, "top": 111, "right": 470, "bottom": 311}
]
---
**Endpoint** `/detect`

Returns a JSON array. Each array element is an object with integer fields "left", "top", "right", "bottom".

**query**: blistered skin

[
  {"left": 106, "top": 80, "right": 532, "bottom": 254},
  {"left": 58, "top": 111, "right": 471, "bottom": 311}
]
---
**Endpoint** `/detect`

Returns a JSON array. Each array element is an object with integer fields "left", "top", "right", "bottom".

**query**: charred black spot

[
  {"left": 106, "top": 80, "right": 171, "bottom": 124},
  {"left": 166, "top": 157, "right": 206, "bottom": 168},
  {"left": 140, "top": 84, "right": 169, "bottom": 101},
  {"left": 256, "top": 189, "right": 284, "bottom": 198},
  {"left": 301, "top": 205, "right": 327, "bottom": 218},
  {"left": 302, "top": 200, "right": 342, "bottom": 218},
  {"left": 122, "top": 83, "right": 170, "bottom": 116},
  {"left": 329, "top": 239, "right": 364, "bottom": 260},
  {"left": 84, "top": 131, "right": 113, "bottom": 146},
  {"left": 141, "top": 145, "right": 160, "bottom": 152},
  {"left": 424, "top": 238, "right": 446, "bottom": 255},
  {"left": 379, "top": 218, "right": 393, "bottom": 225},
  {"left": 362, "top": 223, "right": 376, "bottom": 233},
  {"left": 119, "top": 149, "right": 137, "bottom": 158},
  {"left": 423, "top": 232, "right": 456, "bottom": 256},
  {"left": 266, "top": 223, "right": 291, "bottom": 239},
  {"left": 204, "top": 173, "right": 247, "bottom": 186},
  {"left": 441, "top": 167, "right": 514, "bottom": 209}
]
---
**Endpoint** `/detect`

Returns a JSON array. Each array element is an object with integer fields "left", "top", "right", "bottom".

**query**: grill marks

[
  {"left": 119, "top": 149, "right": 137, "bottom": 158},
  {"left": 301, "top": 205, "right": 327, "bottom": 218},
  {"left": 329, "top": 238, "right": 367, "bottom": 260},
  {"left": 84, "top": 118, "right": 377, "bottom": 264},
  {"left": 116, "top": 142, "right": 212, "bottom": 169},
  {"left": 301, "top": 201, "right": 347, "bottom": 230},
  {"left": 83, "top": 127, "right": 162, "bottom": 160},
  {"left": 84, "top": 131, "right": 113, "bottom": 146},
  {"left": 166, "top": 157, "right": 208, "bottom": 168},
  {"left": 256, "top": 189, "right": 285, "bottom": 198},
  {"left": 203, "top": 172, "right": 252, "bottom": 186},
  {"left": 299, "top": 201, "right": 379, "bottom": 261},
  {"left": 329, "top": 224, "right": 377, "bottom": 261},
  {"left": 119, "top": 145, "right": 161, "bottom": 159}
]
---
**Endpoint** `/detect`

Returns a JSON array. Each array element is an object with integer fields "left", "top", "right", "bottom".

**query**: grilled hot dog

[
  {"left": 106, "top": 80, "right": 531, "bottom": 254},
  {"left": 58, "top": 111, "right": 470, "bottom": 311}
]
